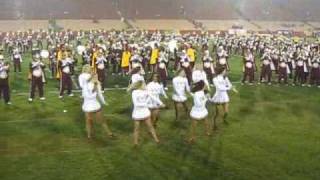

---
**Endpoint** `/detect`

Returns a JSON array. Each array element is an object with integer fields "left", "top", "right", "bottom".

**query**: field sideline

[{"left": 1, "top": 52, "right": 320, "bottom": 180}]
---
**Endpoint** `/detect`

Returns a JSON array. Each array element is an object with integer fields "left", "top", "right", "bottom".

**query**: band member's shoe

[
  {"left": 28, "top": 98, "right": 33, "bottom": 102},
  {"left": 318, "top": 85, "right": 320, "bottom": 88},
  {"left": 59, "top": 96, "right": 63, "bottom": 99},
  {"left": 268, "top": 82, "right": 272, "bottom": 85},
  {"left": 308, "top": 84, "right": 312, "bottom": 87},
  {"left": 68, "top": 93, "right": 74, "bottom": 97},
  {"left": 6, "top": 102, "right": 12, "bottom": 105},
  {"left": 302, "top": 84, "right": 305, "bottom": 87},
  {"left": 164, "top": 87, "right": 168, "bottom": 91},
  {"left": 40, "top": 97, "right": 46, "bottom": 101}
]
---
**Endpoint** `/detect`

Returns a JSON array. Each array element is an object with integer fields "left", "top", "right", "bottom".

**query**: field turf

[{"left": 0, "top": 52, "right": 320, "bottom": 180}]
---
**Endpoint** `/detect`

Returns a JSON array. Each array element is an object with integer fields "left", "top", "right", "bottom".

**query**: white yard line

[{"left": 13, "top": 82, "right": 242, "bottom": 95}]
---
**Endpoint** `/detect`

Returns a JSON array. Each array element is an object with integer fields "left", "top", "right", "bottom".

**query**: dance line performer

[{"left": 82, "top": 74, "right": 113, "bottom": 139}]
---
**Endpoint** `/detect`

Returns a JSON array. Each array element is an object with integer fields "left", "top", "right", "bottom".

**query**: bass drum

[
  {"left": 77, "top": 45, "right": 86, "bottom": 55},
  {"left": 40, "top": 50, "right": 49, "bottom": 58}
]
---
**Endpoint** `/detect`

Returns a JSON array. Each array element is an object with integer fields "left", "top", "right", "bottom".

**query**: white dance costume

[
  {"left": 190, "top": 91, "right": 208, "bottom": 120},
  {"left": 146, "top": 82, "right": 168, "bottom": 109},
  {"left": 172, "top": 76, "right": 190, "bottom": 102},
  {"left": 82, "top": 82, "right": 106, "bottom": 113},
  {"left": 132, "top": 89, "right": 163, "bottom": 120},
  {"left": 211, "top": 75, "right": 232, "bottom": 103}
]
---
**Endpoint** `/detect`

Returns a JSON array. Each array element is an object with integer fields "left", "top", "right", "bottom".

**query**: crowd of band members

[{"left": 0, "top": 30, "right": 319, "bottom": 105}]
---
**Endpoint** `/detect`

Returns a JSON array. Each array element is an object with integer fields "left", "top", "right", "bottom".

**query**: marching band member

[
  {"left": 82, "top": 73, "right": 113, "bottom": 139},
  {"left": 187, "top": 44, "right": 196, "bottom": 68},
  {"left": 278, "top": 52, "right": 290, "bottom": 85},
  {"left": 260, "top": 49, "right": 272, "bottom": 85},
  {"left": 0, "top": 55, "right": 11, "bottom": 105},
  {"left": 188, "top": 80, "right": 210, "bottom": 143},
  {"left": 130, "top": 50, "right": 144, "bottom": 74},
  {"left": 28, "top": 55, "right": 46, "bottom": 102},
  {"left": 202, "top": 50, "right": 214, "bottom": 84},
  {"left": 172, "top": 69, "right": 191, "bottom": 121},
  {"left": 242, "top": 49, "right": 255, "bottom": 85},
  {"left": 121, "top": 46, "right": 131, "bottom": 75},
  {"left": 49, "top": 47, "right": 57, "bottom": 79},
  {"left": 293, "top": 49, "right": 307, "bottom": 86},
  {"left": 211, "top": 67, "right": 234, "bottom": 129},
  {"left": 147, "top": 73, "right": 168, "bottom": 127},
  {"left": 58, "top": 53, "right": 74, "bottom": 98},
  {"left": 95, "top": 51, "right": 108, "bottom": 92},
  {"left": 12, "top": 49, "right": 22, "bottom": 73},
  {"left": 216, "top": 46, "right": 229, "bottom": 70},
  {"left": 129, "top": 80, "right": 163, "bottom": 146},
  {"left": 271, "top": 48, "right": 280, "bottom": 74},
  {"left": 149, "top": 44, "right": 159, "bottom": 73},
  {"left": 157, "top": 53, "right": 168, "bottom": 90},
  {"left": 308, "top": 55, "right": 320, "bottom": 87},
  {"left": 180, "top": 50, "right": 192, "bottom": 85}
]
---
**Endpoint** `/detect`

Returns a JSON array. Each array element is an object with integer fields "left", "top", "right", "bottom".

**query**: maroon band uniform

[
  {"left": 29, "top": 60, "right": 46, "bottom": 100},
  {"left": 260, "top": 53, "right": 272, "bottom": 83},
  {"left": 0, "top": 61, "right": 10, "bottom": 104},
  {"left": 309, "top": 58, "right": 320, "bottom": 86},
  {"left": 242, "top": 52, "right": 255, "bottom": 84},
  {"left": 96, "top": 55, "right": 107, "bottom": 91},
  {"left": 58, "top": 58, "right": 74, "bottom": 97}
]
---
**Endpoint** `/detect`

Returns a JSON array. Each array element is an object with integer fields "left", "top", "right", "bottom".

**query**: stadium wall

[{"left": 0, "top": 19, "right": 316, "bottom": 36}]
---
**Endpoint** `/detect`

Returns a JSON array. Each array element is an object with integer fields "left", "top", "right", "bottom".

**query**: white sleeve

[
  {"left": 226, "top": 77, "right": 232, "bottom": 89},
  {"left": 160, "top": 84, "right": 168, "bottom": 98}
]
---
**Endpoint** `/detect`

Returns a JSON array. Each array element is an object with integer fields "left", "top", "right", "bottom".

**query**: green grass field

[{"left": 1, "top": 52, "right": 320, "bottom": 180}]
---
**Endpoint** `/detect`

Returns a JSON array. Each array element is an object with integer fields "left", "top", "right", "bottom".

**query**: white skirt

[
  {"left": 190, "top": 107, "right": 208, "bottom": 120},
  {"left": 211, "top": 92, "right": 230, "bottom": 104},
  {"left": 172, "top": 94, "right": 187, "bottom": 102},
  {"left": 132, "top": 107, "right": 151, "bottom": 120},
  {"left": 82, "top": 100, "right": 102, "bottom": 113}
]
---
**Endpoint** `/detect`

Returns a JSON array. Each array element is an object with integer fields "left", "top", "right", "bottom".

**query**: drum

[
  {"left": 219, "top": 58, "right": 226, "bottom": 65},
  {"left": 159, "top": 63, "right": 166, "bottom": 69},
  {"left": 280, "top": 62, "right": 286, "bottom": 68},
  {"left": 0, "top": 72, "right": 8, "bottom": 79},
  {"left": 77, "top": 45, "right": 86, "bottom": 55},
  {"left": 204, "top": 62, "right": 211, "bottom": 68},
  {"left": 297, "top": 61, "right": 303, "bottom": 66},
  {"left": 245, "top": 62, "right": 253, "bottom": 68},
  {"left": 263, "top": 60, "right": 270, "bottom": 65},
  {"left": 97, "top": 63, "right": 105, "bottom": 70},
  {"left": 62, "top": 66, "right": 71, "bottom": 74},
  {"left": 40, "top": 50, "right": 49, "bottom": 59},
  {"left": 32, "top": 69, "right": 42, "bottom": 77},
  {"left": 182, "top": 62, "right": 190, "bottom": 68},
  {"left": 14, "top": 54, "right": 20, "bottom": 59},
  {"left": 312, "top": 63, "right": 319, "bottom": 68}
]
